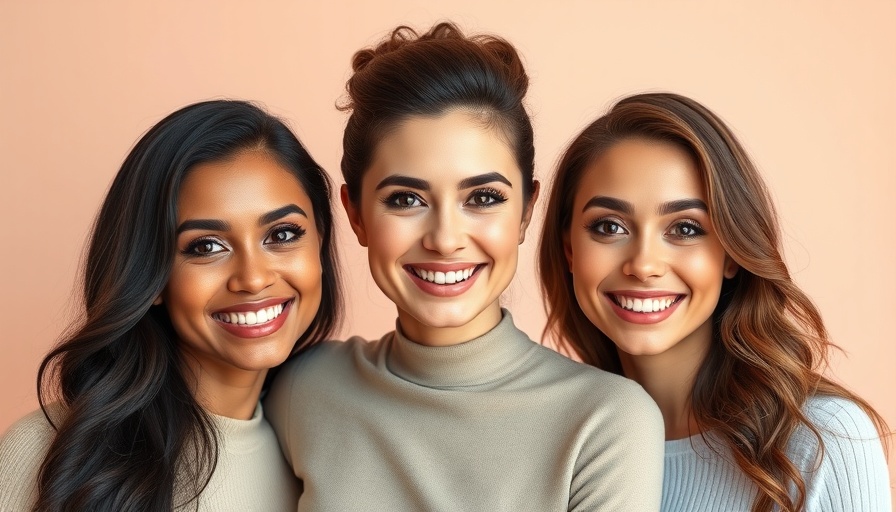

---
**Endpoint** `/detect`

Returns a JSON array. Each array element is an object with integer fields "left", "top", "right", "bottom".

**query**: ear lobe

[
  {"left": 563, "top": 233, "right": 573, "bottom": 272},
  {"left": 152, "top": 295, "right": 163, "bottom": 306},
  {"left": 340, "top": 184, "right": 368, "bottom": 247},
  {"left": 723, "top": 256, "right": 740, "bottom": 279},
  {"left": 518, "top": 180, "right": 541, "bottom": 244}
]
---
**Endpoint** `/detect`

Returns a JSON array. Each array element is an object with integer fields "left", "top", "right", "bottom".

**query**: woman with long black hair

[{"left": 0, "top": 99, "right": 341, "bottom": 511}]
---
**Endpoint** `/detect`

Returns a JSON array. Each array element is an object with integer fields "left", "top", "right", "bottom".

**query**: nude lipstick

[{"left": 211, "top": 297, "right": 293, "bottom": 338}]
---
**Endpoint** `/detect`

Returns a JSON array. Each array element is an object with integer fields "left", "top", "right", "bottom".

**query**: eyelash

[
  {"left": 586, "top": 218, "right": 627, "bottom": 237},
  {"left": 382, "top": 191, "right": 424, "bottom": 210},
  {"left": 381, "top": 188, "right": 509, "bottom": 210},
  {"left": 668, "top": 220, "right": 706, "bottom": 240},
  {"left": 181, "top": 223, "right": 306, "bottom": 257},
  {"left": 466, "top": 187, "right": 508, "bottom": 208}
]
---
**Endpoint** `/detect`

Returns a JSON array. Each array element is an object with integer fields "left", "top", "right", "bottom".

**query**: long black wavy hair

[{"left": 34, "top": 99, "right": 342, "bottom": 511}]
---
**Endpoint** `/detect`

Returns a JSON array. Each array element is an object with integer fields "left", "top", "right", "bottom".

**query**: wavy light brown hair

[{"left": 538, "top": 92, "right": 888, "bottom": 512}]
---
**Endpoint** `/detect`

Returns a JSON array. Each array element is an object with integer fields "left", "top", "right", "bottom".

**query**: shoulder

[
  {"left": 272, "top": 335, "right": 384, "bottom": 385},
  {"left": 519, "top": 344, "right": 663, "bottom": 441},
  {"left": 803, "top": 395, "right": 879, "bottom": 438},
  {"left": 791, "top": 395, "right": 891, "bottom": 511},
  {"left": 0, "top": 406, "right": 58, "bottom": 455},
  {"left": 0, "top": 407, "right": 61, "bottom": 510},
  {"left": 530, "top": 342, "right": 659, "bottom": 410}
]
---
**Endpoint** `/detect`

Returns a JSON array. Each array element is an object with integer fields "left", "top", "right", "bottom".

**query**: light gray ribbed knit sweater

[
  {"left": 265, "top": 310, "right": 665, "bottom": 511},
  {"left": 662, "top": 395, "right": 891, "bottom": 511},
  {"left": 0, "top": 403, "right": 299, "bottom": 511}
]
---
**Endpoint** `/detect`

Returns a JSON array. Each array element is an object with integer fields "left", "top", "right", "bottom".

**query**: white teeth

[
  {"left": 411, "top": 266, "right": 478, "bottom": 285},
  {"left": 613, "top": 295, "right": 678, "bottom": 313},
  {"left": 214, "top": 302, "right": 287, "bottom": 325}
]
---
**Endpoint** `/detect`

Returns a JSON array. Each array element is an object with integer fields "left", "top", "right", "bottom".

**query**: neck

[
  {"left": 181, "top": 357, "right": 266, "bottom": 420},
  {"left": 618, "top": 321, "right": 712, "bottom": 440},
  {"left": 396, "top": 302, "right": 502, "bottom": 347}
]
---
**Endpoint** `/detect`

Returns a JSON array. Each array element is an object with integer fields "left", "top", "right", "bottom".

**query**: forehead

[
  {"left": 366, "top": 110, "right": 521, "bottom": 187},
  {"left": 576, "top": 138, "right": 705, "bottom": 207},
  {"left": 178, "top": 151, "right": 314, "bottom": 220}
]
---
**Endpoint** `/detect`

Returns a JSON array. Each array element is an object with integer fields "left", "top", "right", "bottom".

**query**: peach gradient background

[{"left": 2, "top": 0, "right": 893, "bottom": 498}]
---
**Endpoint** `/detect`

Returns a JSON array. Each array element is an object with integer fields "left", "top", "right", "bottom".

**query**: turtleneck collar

[
  {"left": 210, "top": 402, "right": 268, "bottom": 454},
  {"left": 386, "top": 309, "right": 537, "bottom": 388}
]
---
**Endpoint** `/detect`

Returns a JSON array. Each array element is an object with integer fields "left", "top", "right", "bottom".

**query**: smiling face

[
  {"left": 565, "top": 138, "right": 737, "bottom": 364},
  {"left": 343, "top": 109, "right": 536, "bottom": 346},
  {"left": 161, "top": 151, "right": 322, "bottom": 397}
]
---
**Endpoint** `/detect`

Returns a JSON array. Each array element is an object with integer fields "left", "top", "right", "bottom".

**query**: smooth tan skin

[
  {"left": 158, "top": 151, "right": 323, "bottom": 419},
  {"left": 564, "top": 138, "right": 738, "bottom": 439},
  {"left": 343, "top": 110, "right": 538, "bottom": 347}
]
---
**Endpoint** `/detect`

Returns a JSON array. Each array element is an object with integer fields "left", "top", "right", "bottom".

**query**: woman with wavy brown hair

[
  {"left": 265, "top": 22, "right": 664, "bottom": 512},
  {"left": 539, "top": 92, "right": 891, "bottom": 511}
]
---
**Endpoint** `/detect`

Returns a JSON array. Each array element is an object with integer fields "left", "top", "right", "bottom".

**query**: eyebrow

[
  {"left": 457, "top": 172, "right": 513, "bottom": 190},
  {"left": 375, "top": 175, "right": 429, "bottom": 191},
  {"left": 657, "top": 199, "right": 708, "bottom": 216},
  {"left": 175, "top": 204, "right": 307, "bottom": 235},
  {"left": 259, "top": 204, "right": 307, "bottom": 225},
  {"left": 582, "top": 196, "right": 634, "bottom": 215},
  {"left": 582, "top": 196, "right": 708, "bottom": 216},
  {"left": 374, "top": 172, "right": 513, "bottom": 192}
]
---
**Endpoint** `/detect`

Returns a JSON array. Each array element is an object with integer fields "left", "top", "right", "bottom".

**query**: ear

[
  {"left": 340, "top": 184, "right": 368, "bottom": 247},
  {"left": 518, "top": 180, "right": 541, "bottom": 244},
  {"left": 723, "top": 255, "right": 740, "bottom": 279},
  {"left": 562, "top": 232, "right": 573, "bottom": 272},
  {"left": 152, "top": 295, "right": 163, "bottom": 306}
]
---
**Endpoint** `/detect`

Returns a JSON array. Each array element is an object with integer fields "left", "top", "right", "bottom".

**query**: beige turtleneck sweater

[
  {"left": 0, "top": 402, "right": 298, "bottom": 511},
  {"left": 265, "top": 310, "right": 665, "bottom": 511}
]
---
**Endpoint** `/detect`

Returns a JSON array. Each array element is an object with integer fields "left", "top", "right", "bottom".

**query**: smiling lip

[
  {"left": 605, "top": 291, "right": 684, "bottom": 325},
  {"left": 212, "top": 298, "right": 293, "bottom": 339},
  {"left": 404, "top": 263, "right": 483, "bottom": 298}
]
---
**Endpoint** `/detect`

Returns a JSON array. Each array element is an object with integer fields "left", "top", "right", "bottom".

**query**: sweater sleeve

[
  {"left": 568, "top": 379, "right": 665, "bottom": 512},
  {"left": 0, "top": 409, "right": 56, "bottom": 511},
  {"left": 800, "top": 397, "right": 892, "bottom": 512}
]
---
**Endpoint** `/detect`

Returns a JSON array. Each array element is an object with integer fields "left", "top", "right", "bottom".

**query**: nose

[
  {"left": 227, "top": 249, "right": 277, "bottom": 294},
  {"left": 622, "top": 236, "right": 667, "bottom": 282},
  {"left": 421, "top": 206, "right": 466, "bottom": 256}
]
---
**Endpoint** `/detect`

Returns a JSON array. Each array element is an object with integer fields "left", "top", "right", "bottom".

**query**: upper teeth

[
  {"left": 614, "top": 295, "right": 677, "bottom": 313},
  {"left": 213, "top": 303, "right": 285, "bottom": 325},
  {"left": 411, "top": 266, "right": 476, "bottom": 284}
]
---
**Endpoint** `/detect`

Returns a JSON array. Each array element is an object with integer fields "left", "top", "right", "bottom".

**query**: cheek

[
  {"left": 674, "top": 245, "right": 728, "bottom": 294},
  {"left": 568, "top": 237, "right": 611, "bottom": 288},
  {"left": 364, "top": 215, "right": 417, "bottom": 263},
  {"left": 164, "top": 264, "right": 221, "bottom": 317}
]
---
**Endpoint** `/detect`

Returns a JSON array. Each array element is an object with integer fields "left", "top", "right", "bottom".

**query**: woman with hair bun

[
  {"left": 265, "top": 22, "right": 664, "bottom": 511},
  {"left": 0, "top": 100, "right": 342, "bottom": 511},
  {"left": 539, "top": 91, "right": 891, "bottom": 511}
]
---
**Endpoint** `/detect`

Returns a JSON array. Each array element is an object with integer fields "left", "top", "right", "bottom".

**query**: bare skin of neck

[
  {"left": 180, "top": 354, "right": 267, "bottom": 420},
  {"left": 618, "top": 321, "right": 713, "bottom": 440}
]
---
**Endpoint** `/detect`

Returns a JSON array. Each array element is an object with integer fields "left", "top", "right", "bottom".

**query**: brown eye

[
  {"left": 588, "top": 220, "right": 627, "bottom": 236},
  {"left": 383, "top": 192, "right": 424, "bottom": 209},
  {"left": 668, "top": 221, "right": 705, "bottom": 239},
  {"left": 265, "top": 225, "right": 306, "bottom": 245},
  {"left": 183, "top": 239, "right": 226, "bottom": 257},
  {"left": 464, "top": 188, "right": 507, "bottom": 208}
]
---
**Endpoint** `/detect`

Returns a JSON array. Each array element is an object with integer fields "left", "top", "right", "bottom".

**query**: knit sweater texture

[
  {"left": 662, "top": 395, "right": 891, "bottom": 511},
  {"left": 265, "top": 310, "right": 665, "bottom": 511},
  {"left": 0, "top": 402, "right": 298, "bottom": 511}
]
